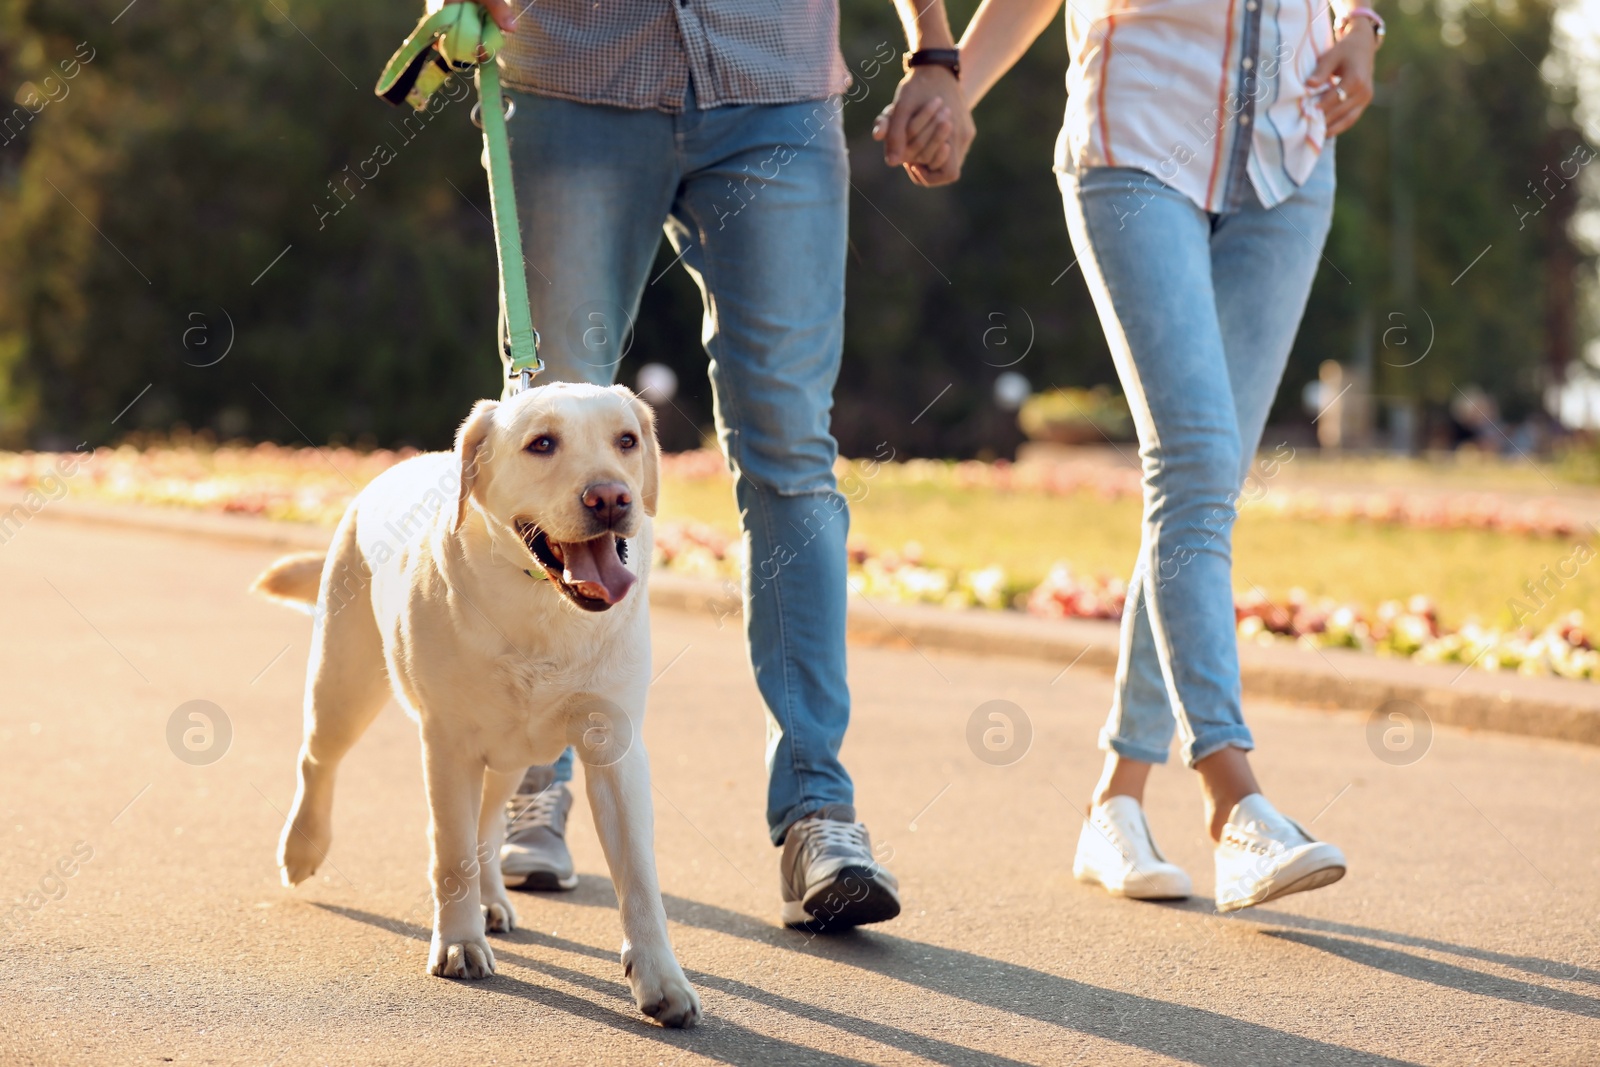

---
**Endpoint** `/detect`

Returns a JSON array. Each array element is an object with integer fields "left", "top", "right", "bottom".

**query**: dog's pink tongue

[{"left": 560, "top": 538, "right": 635, "bottom": 604}]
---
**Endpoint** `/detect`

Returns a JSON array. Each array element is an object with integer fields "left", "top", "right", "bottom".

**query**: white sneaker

[
  {"left": 1214, "top": 794, "right": 1346, "bottom": 913},
  {"left": 1074, "top": 795, "right": 1193, "bottom": 900}
]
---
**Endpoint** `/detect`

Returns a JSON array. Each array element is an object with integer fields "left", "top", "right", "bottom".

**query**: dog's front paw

[
  {"left": 621, "top": 942, "right": 701, "bottom": 1028},
  {"left": 277, "top": 813, "right": 330, "bottom": 887},
  {"left": 428, "top": 932, "right": 496, "bottom": 979},
  {"left": 483, "top": 895, "right": 517, "bottom": 934}
]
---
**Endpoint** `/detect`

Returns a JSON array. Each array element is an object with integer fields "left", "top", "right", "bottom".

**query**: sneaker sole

[
  {"left": 506, "top": 869, "right": 579, "bottom": 892},
  {"left": 782, "top": 866, "right": 902, "bottom": 932},
  {"left": 1216, "top": 862, "right": 1346, "bottom": 913},
  {"left": 1075, "top": 861, "right": 1192, "bottom": 901}
]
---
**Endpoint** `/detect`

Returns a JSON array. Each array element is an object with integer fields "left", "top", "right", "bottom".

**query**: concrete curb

[{"left": 12, "top": 493, "right": 1599, "bottom": 747}]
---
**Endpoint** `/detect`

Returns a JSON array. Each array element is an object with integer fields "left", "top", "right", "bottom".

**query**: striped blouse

[{"left": 1056, "top": 0, "right": 1349, "bottom": 212}]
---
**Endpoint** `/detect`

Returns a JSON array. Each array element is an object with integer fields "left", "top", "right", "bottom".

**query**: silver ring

[
  {"left": 470, "top": 95, "right": 516, "bottom": 129},
  {"left": 1335, "top": 85, "right": 1348, "bottom": 102}
]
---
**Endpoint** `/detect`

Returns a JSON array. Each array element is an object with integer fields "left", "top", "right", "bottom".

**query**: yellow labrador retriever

[{"left": 252, "top": 382, "right": 700, "bottom": 1028}]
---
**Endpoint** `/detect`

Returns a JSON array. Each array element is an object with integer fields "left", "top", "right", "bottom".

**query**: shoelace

[
  {"left": 506, "top": 787, "right": 562, "bottom": 837},
  {"left": 1224, "top": 815, "right": 1308, "bottom": 856},
  {"left": 800, "top": 818, "right": 872, "bottom": 868},
  {"left": 1090, "top": 807, "right": 1152, "bottom": 865}
]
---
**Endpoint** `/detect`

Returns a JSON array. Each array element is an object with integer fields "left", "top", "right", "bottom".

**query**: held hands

[
  {"left": 1307, "top": 17, "right": 1380, "bottom": 135},
  {"left": 874, "top": 11, "right": 1379, "bottom": 184},
  {"left": 873, "top": 66, "right": 975, "bottom": 187}
]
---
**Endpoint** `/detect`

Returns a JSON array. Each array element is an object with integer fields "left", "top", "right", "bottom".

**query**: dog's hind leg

[
  {"left": 278, "top": 513, "right": 389, "bottom": 887},
  {"left": 476, "top": 768, "right": 522, "bottom": 934}
]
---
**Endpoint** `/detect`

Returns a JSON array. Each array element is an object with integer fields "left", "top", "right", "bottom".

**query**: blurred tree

[
  {"left": 1292, "top": 0, "right": 1595, "bottom": 440},
  {"left": 0, "top": 0, "right": 1592, "bottom": 456},
  {"left": 0, "top": 0, "right": 504, "bottom": 449}
]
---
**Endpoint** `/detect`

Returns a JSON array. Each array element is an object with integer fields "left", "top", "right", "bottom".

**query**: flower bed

[
  {"left": 5, "top": 443, "right": 1596, "bottom": 680},
  {"left": 850, "top": 455, "right": 1594, "bottom": 540},
  {"left": 653, "top": 531, "right": 1600, "bottom": 681}
]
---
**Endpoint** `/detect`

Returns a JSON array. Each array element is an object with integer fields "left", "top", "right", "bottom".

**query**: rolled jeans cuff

[
  {"left": 1099, "top": 729, "right": 1172, "bottom": 766},
  {"left": 1183, "top": 727, "right": 1255, "bottom": 769}
]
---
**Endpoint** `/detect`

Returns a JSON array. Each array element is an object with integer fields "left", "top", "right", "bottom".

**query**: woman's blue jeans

[
  {"left": 505, "top": 87, "right": 855, "bottom": 844},
  {"left": 1059, "top": 147, "right": 1336, "bottom": 767}
]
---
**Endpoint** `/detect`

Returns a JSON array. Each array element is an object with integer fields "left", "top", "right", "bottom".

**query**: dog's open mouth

[{"left": 516, "top": 521, "right": 635, "bottom": 612}]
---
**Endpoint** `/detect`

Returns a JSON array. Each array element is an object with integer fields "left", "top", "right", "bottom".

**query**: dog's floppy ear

[
  {"left": 454, "top": 399, "right": 498, "bottom": 529},
  {"left": 627, "top": 393, "right": 661, "bottom": 517}
]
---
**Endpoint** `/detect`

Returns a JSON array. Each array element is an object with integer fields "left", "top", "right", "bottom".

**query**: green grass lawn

[{"left": 657, "top": 473, "right": 1600, "bottom": 628}]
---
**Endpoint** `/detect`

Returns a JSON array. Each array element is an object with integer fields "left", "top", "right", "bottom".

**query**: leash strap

[
  {"left": 475, "top": 59, "right": 542, "bottom": 387},
  {"left": 376, "top": 5, "right": 542, "bottom": 391}
]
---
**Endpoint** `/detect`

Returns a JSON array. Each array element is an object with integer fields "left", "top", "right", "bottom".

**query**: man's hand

[
  {"left": 445, "top": 0, "right": 517, "bottom": 34},
  {"left": 873, "top": 66, "right": 974, "bottom": 187},
  {"left": 1306, "top": 19, "right": 1378, "bottom": 135}
]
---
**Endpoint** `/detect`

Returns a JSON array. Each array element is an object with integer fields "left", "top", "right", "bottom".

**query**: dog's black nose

[{"left": 582, "top": 481, "right": 632, "bottom": 528}]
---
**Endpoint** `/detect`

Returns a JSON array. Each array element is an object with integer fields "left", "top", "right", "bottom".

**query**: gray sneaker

[
  {"left": 501, "top": 766, "right": 578, "bottom": 891},
  {"left": 779, "top": 804, "right": 901, "bottom": 931}
]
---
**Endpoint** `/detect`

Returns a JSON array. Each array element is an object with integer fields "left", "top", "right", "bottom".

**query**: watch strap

[{"left": 904, "top": 48, "right": 961, "bottom": 78}]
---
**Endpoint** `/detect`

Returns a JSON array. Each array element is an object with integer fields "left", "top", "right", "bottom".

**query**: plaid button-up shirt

[{"left": 498, "top": 0, "right": 850, "bottom": 112}]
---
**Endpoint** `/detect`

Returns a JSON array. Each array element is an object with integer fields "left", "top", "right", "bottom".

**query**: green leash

[{"left": 376, "top": 4, "right": 543, "bottom": 391}]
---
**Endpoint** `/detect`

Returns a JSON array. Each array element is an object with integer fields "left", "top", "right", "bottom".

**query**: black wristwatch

[{"left": 903, "top": 48, "right": 961, "bottom": 79}]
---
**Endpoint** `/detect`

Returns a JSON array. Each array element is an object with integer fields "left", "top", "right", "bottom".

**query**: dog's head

[{"left": 454, "top": 382, "right": 660, "bottom": 612}]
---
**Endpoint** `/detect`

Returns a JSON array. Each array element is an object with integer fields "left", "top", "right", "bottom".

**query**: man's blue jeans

[
  {"left": 505, "top": 87, "right": 855, "bottom": 844},
  {"left": 1059, "top": 147, "right": 1336, "bottom": 768}
]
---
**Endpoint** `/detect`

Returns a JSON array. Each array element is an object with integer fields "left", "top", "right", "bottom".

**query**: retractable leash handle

[{"left": 376, "top": 4, "right": 543, "bottom": 393}]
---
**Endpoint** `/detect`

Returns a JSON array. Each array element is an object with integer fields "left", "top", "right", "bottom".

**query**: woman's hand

[
  {"left": 873, "top": 69, "right": 972, "bottom": 187},
  {"left": 1307, "top": 18, "right": 1380, "bottom": 135},
  {"left": 875, "top": 0, "right": 1062, "bottom": 187}
]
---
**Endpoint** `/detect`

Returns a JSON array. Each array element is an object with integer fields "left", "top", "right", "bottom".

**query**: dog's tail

[{"left": 251, "top": 552, "right": 325, "bottom": 614}]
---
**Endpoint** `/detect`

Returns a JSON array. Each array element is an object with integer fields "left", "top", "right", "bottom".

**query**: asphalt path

[{"left": 1, "top": 520, "right": 1596, "bottom": 1065}]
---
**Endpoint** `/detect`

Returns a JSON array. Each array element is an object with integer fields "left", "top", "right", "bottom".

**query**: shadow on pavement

[
  {"left": 524, "top": 882, "right": 1421, "bottom": 1066},
  {"left": 313, "top": 902, "right": 878, "bottom": 1067},
  {"left": 508, "top": 924, "right": 1041, "bottom": 1067},
  {"left": 1262, "top": 930, "right": 1600, "bottom": 1019},
  {"left": 1218, "top": 905, "right": 1600, "bottom": 988},
  {"left": 1155, "top": 896, "right": 1600, "bottom": 999},
  {"left": 316, "top": 889, "right": 1419, "bottom": 1066}
]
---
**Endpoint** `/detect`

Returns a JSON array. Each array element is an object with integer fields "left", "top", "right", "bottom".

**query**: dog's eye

[
  {"left": 618, "top": 433, "right": 637, "bottom": 451},
  {"left": 526, "top": 435, "right": 557, "bottom": 454}
]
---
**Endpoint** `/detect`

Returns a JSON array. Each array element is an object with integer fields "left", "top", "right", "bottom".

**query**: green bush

[{"left": 1017, "top": 386, "right": 1132, "bottom": 444}]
